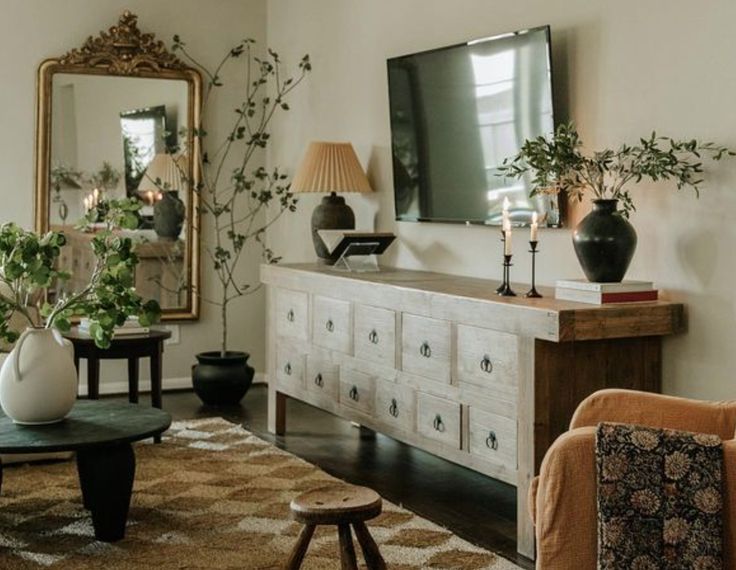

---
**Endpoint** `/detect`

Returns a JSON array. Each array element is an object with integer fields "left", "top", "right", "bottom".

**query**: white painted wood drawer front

[
  {"left": 339, "top": 368, "right": 375, "bottom": 416},
  {"left": 354, "top": 304, "right": 396, "bottom": 367},
  {"left": 275, "top": 288, "right": 309, "bottom": 341},
  {"left": 275, "top": 346, "right": 305, "bottom": 390},
  {"left": 401, "top": 314, "right": 451, "bottom": 382},
  {"left": 416, "top": 392, "right": 461, "bottom": 448},
  {"left": 375, "top": 379, "right": 415, "bottom": 433},
  {"left": 457, "top": 324, "right": 519, "bottom": 398},
  {"left": 312, "top": 295, "right": 352, "bottom": 353},
  {"left": 305, "top": 356, "right": 339, "bottom": 404},
  {"left": 468, "top": 407, "right": 517, "bottom": 471}
]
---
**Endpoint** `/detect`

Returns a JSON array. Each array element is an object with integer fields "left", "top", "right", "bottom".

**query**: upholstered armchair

[{"left": 529, "top": 389, "right": 736, "bottom": 568}]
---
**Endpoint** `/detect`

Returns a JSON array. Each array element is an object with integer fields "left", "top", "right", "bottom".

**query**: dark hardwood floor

[{"left": 117, "top": 385, "right": 534, "bottom": 569}]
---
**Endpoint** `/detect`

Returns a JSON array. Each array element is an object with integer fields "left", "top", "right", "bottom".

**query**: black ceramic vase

[
  {"left": 192, "top": 351, "right": 254, "bottom": 406},
  {"left": 311, "top": 192, "right": 355, "bottom": 264},
  {"left": 572, "top": 199, "right": 637, "bottom": 283},
  {"left": 154, "top": 191, "right": 185, "bottom": 239}
]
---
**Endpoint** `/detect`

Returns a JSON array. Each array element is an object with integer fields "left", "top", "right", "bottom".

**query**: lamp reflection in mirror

[
  {"left": 139, "top": 153, "right": 187, "bottom": 240},
  {"left": 290, "top": 142, "right": 373, "bottom": 264}
]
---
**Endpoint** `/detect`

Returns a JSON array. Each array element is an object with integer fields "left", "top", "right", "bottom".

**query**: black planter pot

[
  {"left": 573, "top": 199, "right": 637, "bottom": 283},
  {"left": 192, "top": 351, "right": 254, "bottom": 406}
]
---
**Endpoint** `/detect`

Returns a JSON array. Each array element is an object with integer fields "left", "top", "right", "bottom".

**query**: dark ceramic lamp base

[{"left": 311, "top": 191, "right": 355, "bottom": 265}]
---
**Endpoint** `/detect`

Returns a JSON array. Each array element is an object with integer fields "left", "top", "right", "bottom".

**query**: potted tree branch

[
  {"left": 171, "top": 37, "right": 311, "bottom": 405},
  {"left": 499, "top": 123, "right": 734, "bottom": 282},
  {"left": 0, "top": 199, "right": 161, "bottom": 424}
]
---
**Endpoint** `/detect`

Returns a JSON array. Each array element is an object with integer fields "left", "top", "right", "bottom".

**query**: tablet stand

[{"left": 332, "top": 242, "right": 381, "bottom": 272}]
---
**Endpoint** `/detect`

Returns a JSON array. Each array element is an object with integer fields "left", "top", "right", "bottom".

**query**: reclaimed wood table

[{"left": 0, "top": 400, "right": 171, "bottom": 542}]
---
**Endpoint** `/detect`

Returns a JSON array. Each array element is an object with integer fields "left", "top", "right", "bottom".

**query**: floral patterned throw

[{"left": 596, "top": 423, "right": 723, "bottom": 570}]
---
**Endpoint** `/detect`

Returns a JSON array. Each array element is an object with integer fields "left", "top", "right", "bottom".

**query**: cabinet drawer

[
  {"left": 375, "top": 379, "right": 415, "bottom": 433},
  {"left": 457, "top": 324, "right": 519, "bottom": 397},
  {"left": 416, "top": 392, "right": 461, "bottom": 448},
  {"left": 305, "top": 356, "right": 339, "bottom": 403},
  {"left": 354, "top": 305, "right": 396, "bottom": 367},
  {"left": 468, "top": 407, "right": 517, "bottom": 469},
  {"left": 275, "top": 289, "right": 309, "bottom": 341},
  {"left": 339, "top": 368, "right": 375, "bottom": 415},
  {"left": 401, "top": 314, "right": 451, "bottom": 382},
  {"left": 312, "top": 295, "right": 352, "bottom": 353},
  {"left": 275, "top": 346, "right": 305, "bottom": 390}
]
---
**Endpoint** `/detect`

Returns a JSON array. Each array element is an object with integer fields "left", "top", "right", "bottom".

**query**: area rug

[{"left": 0, "top": 418, "right": 522, "bottom": 569}]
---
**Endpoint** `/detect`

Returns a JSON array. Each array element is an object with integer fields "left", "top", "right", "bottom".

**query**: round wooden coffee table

[{"left": 0, "top": 400, "right": 171, "bottom": 542}]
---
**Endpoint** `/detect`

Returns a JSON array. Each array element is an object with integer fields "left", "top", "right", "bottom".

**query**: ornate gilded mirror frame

[{"left": 34, "top": 11, "right": 201, "bottom": 320}]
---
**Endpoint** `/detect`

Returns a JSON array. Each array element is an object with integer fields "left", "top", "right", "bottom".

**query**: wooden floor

[{"left": 126, "top": 385, "right": 534, "bottom": 570}]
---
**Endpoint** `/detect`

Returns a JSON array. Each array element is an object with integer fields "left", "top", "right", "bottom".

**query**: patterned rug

[{"left": 0, "top": 418, "right": 522, "bottom": 569}]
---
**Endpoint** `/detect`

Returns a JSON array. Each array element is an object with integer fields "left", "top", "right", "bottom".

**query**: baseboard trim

[{"left": 77, "top": 372, "right": 266, "bottom": 397}]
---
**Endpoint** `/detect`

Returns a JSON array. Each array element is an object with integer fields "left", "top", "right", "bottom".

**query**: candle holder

[
  {"left": 498, "top": 254, "right": 516, "bottom": 296},
  {"left": 495, "top": 230, "right": 506, "bottom": 293},
  {"left": 526, "top": 240, "right": 542, "bottom": 298}
]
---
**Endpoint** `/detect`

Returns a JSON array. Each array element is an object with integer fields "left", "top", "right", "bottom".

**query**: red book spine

[{"left": 600, "top": 290, "right": 659, "bottom": 303}]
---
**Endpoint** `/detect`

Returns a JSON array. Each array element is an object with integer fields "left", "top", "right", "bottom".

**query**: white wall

[
  {"left": 266, "top": 0, "right": 736, "bottom": 400},
  {"left": 0, "top": 0, "right": 269, "bottom": 387}
]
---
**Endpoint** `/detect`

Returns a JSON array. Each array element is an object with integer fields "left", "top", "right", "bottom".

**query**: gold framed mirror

[{"left": 35, "top": 11, "right": 201, "bottom": 320}]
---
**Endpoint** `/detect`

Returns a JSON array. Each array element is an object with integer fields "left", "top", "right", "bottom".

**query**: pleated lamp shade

[
  {"left": 291, "top": 142, "right": 373, "bottom": 194},
  {"left": 138, "top": 153, "right": 187, "bottom": 193}
]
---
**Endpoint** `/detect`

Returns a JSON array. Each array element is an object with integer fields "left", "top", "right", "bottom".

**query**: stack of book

[
  {"left": 78, "top": 317, "right": 150, "bottom": 336},
  {"left": 555, "top": 279, "right": 658, "bottom": 305}
]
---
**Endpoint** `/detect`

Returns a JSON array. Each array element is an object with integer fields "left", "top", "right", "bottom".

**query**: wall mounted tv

[{"left": 387, "top": 25, "right": 559, "bottom": 227}]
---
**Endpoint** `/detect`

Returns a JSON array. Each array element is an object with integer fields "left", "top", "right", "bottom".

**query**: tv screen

[{"left": 387, "top": 26, "right": 559, "bottom": 226}]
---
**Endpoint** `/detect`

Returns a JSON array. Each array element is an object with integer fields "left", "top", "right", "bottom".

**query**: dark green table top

[{"left": 0, "top": 401, "right": 171, "bottom": 454}]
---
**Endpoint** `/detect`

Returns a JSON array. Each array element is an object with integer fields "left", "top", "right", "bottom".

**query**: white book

[
  {"left": 555, "top": 287, "right": 659, "bottom": 305},
  {"left": 555, "top": 279, "right": 654, "bottom": 293}
]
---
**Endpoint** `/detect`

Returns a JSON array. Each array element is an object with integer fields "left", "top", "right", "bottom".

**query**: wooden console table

[{"left": 261, "top": 263, "right": 684, "bottom": 559}]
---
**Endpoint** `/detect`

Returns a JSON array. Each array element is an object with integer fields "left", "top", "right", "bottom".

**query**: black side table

[
  {"left": 0, "top": 400, "right": 171, "bottom": 542},
  {"left": 64, "top": 329, "right": 172, "bottom": 408}
]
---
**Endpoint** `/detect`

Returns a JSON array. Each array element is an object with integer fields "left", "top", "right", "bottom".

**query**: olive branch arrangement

[
  {"left": 498, "top": 122, "right": 734, "bottom": 216},
  {"left": 171, "top": 35, "right": 311, "bottom": 355}
]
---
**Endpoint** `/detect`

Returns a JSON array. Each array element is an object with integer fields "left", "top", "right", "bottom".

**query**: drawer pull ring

[
  {"left": 349, "top": 386, "right": 359, "bottom": 401},
  {"left": 284, "top": 362, "right": 292, "bottom": 376},
  {"left": 486, "top": 431, "right": 499, "bottom": 450},
  {"left": 368, "top": 329, "right": 379, "bottom": 344},
  {"left": 389, "top": 398, "right": 399, "bottom": 418},
  {"left": 314, "top": 373, "right": 323, "bottom": 388},
  {"left": 433, "top": 414, "right": 445, "bottom": 432},
  {"left": 480, "top": 356, "right": 493, "bottom": 374},
  {"left": 286, "top": 309, "right": 295, "bottom": 322},
  {"left": 326, "top": 319, "right": 335, "bottom": 332},
  {"left": 420, "top": 342, "right": 432, "bottom": 358}
]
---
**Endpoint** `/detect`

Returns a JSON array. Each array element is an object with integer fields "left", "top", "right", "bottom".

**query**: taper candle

[
  {"left": 504, "top": 229, "right": 512, "bottom": 255},
  {"left": 530, "top": 212, "right": 539, "bottom": 242}
]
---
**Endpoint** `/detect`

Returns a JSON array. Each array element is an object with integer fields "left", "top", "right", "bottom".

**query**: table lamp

[{"left": 290, "top": 142, "right": 373, "bottom": 264}]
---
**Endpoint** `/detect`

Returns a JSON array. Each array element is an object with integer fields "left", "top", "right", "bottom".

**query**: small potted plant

[
  {"left": 0, "top": 199, "right": 160, "bottom": 425},
  {"left": 170, "top": 36, "right": 311, "bottom": 405},
  {"left": 499, "top": 123, "right": 734, "bottom": 282}
]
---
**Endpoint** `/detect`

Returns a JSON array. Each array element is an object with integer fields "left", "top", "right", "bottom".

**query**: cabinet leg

[{"left": 267, "top": 387, "right": 286, "bottom": 435}]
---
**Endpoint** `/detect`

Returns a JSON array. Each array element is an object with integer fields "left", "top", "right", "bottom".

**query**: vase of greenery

[
  {"left": 170, "top": 37, "right": 310, "bottom": 405},
  {"left": 0, "top": 200, "right": 160, "bottom": 424},
  {"left": 499, "top": 123, "right": 734, "bottom": 282}
]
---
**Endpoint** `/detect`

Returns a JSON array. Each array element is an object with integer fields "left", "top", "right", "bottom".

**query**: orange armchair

[{"left": 530, "top": 389, "right": 736, "bottom": 569}]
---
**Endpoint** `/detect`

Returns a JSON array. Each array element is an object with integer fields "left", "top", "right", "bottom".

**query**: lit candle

[
  {"left": 502, "top": 197, "right": 511, "bottom": 232},
  {"left": 504, "top": 229, "right": 512, "bottom": 256},
  {"left": 146, "top": 190, "right": 155, "bottom": 206},
  {"left": 92, "top": 188, "right": 100, "bottom": 207},
  {"left": 530, "top": 212, "right": 539, "bottom": 242}
]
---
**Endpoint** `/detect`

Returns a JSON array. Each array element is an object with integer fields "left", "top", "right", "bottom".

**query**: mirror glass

[{"left": 48, "top": 73, "right": 192, "bottom": 312}]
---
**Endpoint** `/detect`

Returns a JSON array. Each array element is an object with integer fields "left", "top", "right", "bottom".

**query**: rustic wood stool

[{"left": 287, "top": 484, "right": 387, "bottom": 570}]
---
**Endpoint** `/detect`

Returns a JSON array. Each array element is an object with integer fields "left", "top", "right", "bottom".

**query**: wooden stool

[{"left": 287, "top": 484, "right": 387, "bottom": 570}]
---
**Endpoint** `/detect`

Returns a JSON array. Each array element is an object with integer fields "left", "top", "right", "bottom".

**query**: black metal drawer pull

[
  {"left": 284, "top": 362, "right": 292, "bottom": 375},
  {"left": 420, "top": 342, "right": 432, "bottom": 358},
  {"left": 480, "top": 356, "right": 493, "bottom": 374},
  {"left": 349, "top": 386, "right": 359, "bottom": 401},
  {"left": 325, "top": 319, "right": 334, "bottom": 332},
  {"left": 389, "top": 398, "right": 399, "bottom": 418},
  {"left": 368, "top": 329, "right": 379, "bottom": 344},
  {"left": 314, "top": 373, "right": 323, "bottom": 388},
  {"left": 433, "top": 414, "right": 445, "bottom": 432},
  {"left": 486, "top": 431, "right": 499, "bottom": 450},
  {"left": 286, "top": 309, "right": 295, "bottom": 322}
]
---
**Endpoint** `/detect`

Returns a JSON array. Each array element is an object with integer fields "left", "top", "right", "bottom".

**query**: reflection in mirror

[{"left": 49, "top": 73, "right": 190, "bottom": 310}]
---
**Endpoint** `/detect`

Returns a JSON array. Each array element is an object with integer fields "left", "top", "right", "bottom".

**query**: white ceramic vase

[{"left": 0, "top": 328, "right": 78, "bottom": 424}]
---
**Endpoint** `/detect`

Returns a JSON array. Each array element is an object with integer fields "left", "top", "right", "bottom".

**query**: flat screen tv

[{"left": 387, "top": 25, "right": 560, "bottom": 226}]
